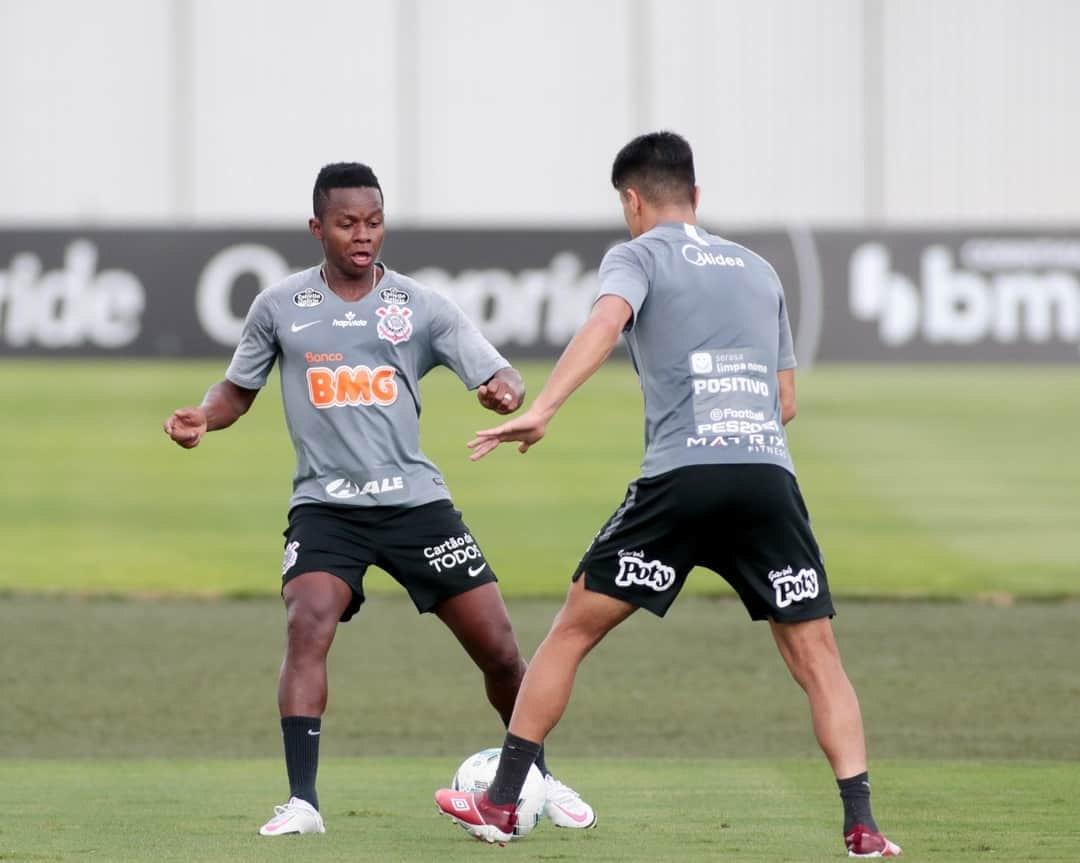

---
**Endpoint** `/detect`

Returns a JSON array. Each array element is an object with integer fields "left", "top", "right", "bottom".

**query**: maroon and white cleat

[
  {"left": 435, "top": 788, "right": 516, "bottom": 845},
  {"left": 845, "top": 824, "right": 903, "bottom": 857}
]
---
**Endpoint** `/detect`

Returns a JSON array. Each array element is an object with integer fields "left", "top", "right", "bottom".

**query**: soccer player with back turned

[
  {"left": 435, "top": 133, "right": 901, "bottom": 857},
  {"left": 164, "top": 162, "right": 594, "bottom": 836}
]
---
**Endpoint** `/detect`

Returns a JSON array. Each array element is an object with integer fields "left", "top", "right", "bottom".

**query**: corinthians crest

[{"left": 375, "top": 304, "right": 413, "bottom": 344}]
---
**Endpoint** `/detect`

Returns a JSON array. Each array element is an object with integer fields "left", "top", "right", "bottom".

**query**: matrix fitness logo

[
  {"left": 768, "top": 566, "right": 819, "bottom": 608},
  {"left": 615, "top": 550, "right": 675, "bottom": 592}
]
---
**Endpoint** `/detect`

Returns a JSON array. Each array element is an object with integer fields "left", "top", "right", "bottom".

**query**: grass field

[
  {"left": 1, "top": 595, "right": 1079, "bottom": 861},
  {"left": 1, "top": 361, "right": 1077, "bottom": 861},
  {"left": 1, "top": 361, "right": 1077, "bottom": 598}
]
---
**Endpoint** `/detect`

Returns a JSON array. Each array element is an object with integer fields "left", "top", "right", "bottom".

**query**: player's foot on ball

[
  {"left": 845, "top": 824, "right": 902, "bottom": 857},
  {"left": 258, "top": 796, "right": 326, "bottom": 836},
  {"left": 435, "top": 788, "right": 516, "bottom": 845},
  {"left": 543, "top": 775, "right": 597, "bottom": 829}
]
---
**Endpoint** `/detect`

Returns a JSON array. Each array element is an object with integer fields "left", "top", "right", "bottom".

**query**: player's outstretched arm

[
  {"left": 163, "top": 380, "right": 259, "bottom": 449},
  {"left": 468, "top": 295, "right": 631, "bottom": 460},
  {"left": 476, "top": 367, "right": 525, "bottom": 415}
]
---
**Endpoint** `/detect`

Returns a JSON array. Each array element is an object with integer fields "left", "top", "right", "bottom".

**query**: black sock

[
  {"left": 487, "top": 732, "right": 541, "bottom": 805},
  {"left": 533, "top": 745, "right": 550, "bottom": 778},
  {"left": 837, "top": 771, "right": 877, "bottom": 833},
  {"left": 281, "top": 716, "right": 321, "bottom": 810}
]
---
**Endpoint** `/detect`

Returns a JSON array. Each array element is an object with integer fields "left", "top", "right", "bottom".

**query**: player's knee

[
  {"left": 476, "top": 638, "right": 525, "bottom": 680},
  {"left": 284, "top": 598, "right": 339, "bottom": 651}
]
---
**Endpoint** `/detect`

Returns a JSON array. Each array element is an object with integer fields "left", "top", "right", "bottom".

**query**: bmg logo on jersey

[
  {"left": 768, "top": 565, "right": 820, "bottom": 608},
  {"left": 424, "top": 533, "right": 485, "bottom": 575},
  {"left": 615, "top": 550, "right": 676, "bottom": 592},
  {"left": 306, "top": 364, "right": 398, "bottom": 408}
]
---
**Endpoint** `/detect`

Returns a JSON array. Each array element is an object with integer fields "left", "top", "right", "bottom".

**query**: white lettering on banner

[
  {"left": 411, "top": 252, "right": 599, "bottom": 347},
  {"left": 850, "top": 242, "right": 1080, "bottom": 349},
  {"left": 0, "top": 241, "right": 145, "bottom": 348},
  {"left": 196, "top": 244, "right": 290, "bottom": 346}
]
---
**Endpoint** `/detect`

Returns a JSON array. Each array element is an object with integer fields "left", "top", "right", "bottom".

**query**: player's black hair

[
  {"left": 312, "top": 162, "right": 383, "bottom": 218},
  {"left": 611, "top": 131, "right": 695, "bottom": 205}
]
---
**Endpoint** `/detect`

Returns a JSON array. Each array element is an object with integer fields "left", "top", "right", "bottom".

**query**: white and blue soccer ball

[{"left": 451, "top": 748, "right": 546, "bottom": 838}]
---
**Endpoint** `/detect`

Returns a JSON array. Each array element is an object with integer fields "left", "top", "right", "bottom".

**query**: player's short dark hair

[
  {"left": 611, "top": 131, "right": 695, "bottom": 205},
  {"left": 313, "top": 162, "right": 383, "bottom": 218}
]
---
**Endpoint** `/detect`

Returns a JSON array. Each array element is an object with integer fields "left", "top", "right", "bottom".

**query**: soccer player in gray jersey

[
  {"left": 436, "top": 134, "right": 901, "bottom": 857},
  {"left": 164, "top": 163, "right": 594, "bottom": 837}
]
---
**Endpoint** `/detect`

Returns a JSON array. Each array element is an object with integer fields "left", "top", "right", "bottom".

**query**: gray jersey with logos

[
  {"left": 226, "top": 264, "right": 508, "bottom": 509},
  {"left": 597, "top": 222, "right": 797, "bottom": 477}
]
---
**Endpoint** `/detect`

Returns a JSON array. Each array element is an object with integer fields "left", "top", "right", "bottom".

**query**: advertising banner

[{"left": 1, "top": 228, "right": 1077, "bottom": 362}]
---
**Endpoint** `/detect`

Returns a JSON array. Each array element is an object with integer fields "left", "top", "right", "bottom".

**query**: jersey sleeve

[
  {"left": 428, "top": 292, "right": 508, "bottom": 389},
  {"left": 225, "top": 290, "right": 279, "bottom": 389},
  {"left": 597, "top": 242, "right": 650, "bottom": 329},
  {"left": 777, "top": 283, "right": 797, "bottom": 370}
]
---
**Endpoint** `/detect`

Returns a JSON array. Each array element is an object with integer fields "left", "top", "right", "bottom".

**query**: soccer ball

[{"left": 451, "top": 748, "right": 546, "bottom": 838}]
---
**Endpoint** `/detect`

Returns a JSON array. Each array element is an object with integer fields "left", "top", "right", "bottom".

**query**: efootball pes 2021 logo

[{"left": 768, "top": 565, "right": 820, "bottom": 608}]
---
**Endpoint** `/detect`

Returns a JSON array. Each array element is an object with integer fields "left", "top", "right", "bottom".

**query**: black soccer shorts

[
  {"left": 574, "top": 463, "right": 835, "bottom": 622},
  {"left": 281, "top": 500, "right": 498, "bottom": 621}
]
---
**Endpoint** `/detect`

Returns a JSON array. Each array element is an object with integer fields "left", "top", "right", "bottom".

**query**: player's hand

[
  {"left": 164, "top": 407, "right": 208, "bottom": 449},
  {"left": 477, "top": 371, "right": 524, "bottom": 415},
  {"left": 468, "top": 406, "right": 549, "bottom": 460}
]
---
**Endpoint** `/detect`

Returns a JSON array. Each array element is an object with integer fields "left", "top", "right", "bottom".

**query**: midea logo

[{"left": 681, "top": 244, "right": 745, "bottom": 268}]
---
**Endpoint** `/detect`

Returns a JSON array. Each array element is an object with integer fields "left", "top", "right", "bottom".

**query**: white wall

[{"left": 1, "top": 0, "right": 1078, "bottom": 226}]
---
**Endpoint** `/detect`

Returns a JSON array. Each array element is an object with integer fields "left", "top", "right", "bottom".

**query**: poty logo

[
  {"left": 850, "top": 242, "right": 1080, "bottom": 348},
  {"left": 768, "top": 566, "right": 819, "bottom": 608},
  {"left": 682, "top": 244, "right": 746, "bottom": 268},
  {"left": 306, "top": 364, "right": 398, "bottom": 408},
  {"left": 615, "top": 551, "right": 676, "bottom": 592}
]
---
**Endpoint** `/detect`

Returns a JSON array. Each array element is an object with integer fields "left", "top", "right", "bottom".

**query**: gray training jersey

[
  {"left": 226, "top": 264, "right": 508, "bottom": 509},
  {"left": 597, "top": 222, "right": 797, "bottom": 478}
]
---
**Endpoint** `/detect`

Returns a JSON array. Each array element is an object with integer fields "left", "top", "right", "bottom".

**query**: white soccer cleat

[
  {"left": 258, "top": 796, "right": 326, "bottom": 836},
  {"left": 543, "top": 775, "right": 597, "bottom": 829}
]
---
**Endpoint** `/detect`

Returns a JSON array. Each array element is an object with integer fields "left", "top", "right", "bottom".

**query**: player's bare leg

[
  {"left": 260, "top": 570, "right": 351, "bottom": 836},
  {"left": 434, "top": 582, "right": 526, "bottom": 725},
  {"left": 435, "top": 576, "right": 633, "bottom": 837},
  {"left": 508, "top": 576, "right": 637, "bottom": 741},
  {"left": 279, "top": 571, "right": 352, "bottom": 716},
  {"left": 770, "top": 617, "right": 901, "bottom": 856}
]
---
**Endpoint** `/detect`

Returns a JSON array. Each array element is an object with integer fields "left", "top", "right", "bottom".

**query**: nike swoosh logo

[
  {"left": 550, "top": 802, "right": 591, "bottom": 823},
  {"left": 467, "top": 563, "right": 488, "bottom": 577},
  {"left": 307, "top": 729, "right": 320, "bottom": 736},
  {"left": 290, "top": 320, "right": 321, "bottom": 332}
]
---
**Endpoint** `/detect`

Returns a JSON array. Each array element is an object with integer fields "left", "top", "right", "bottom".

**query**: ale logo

[{"left": 306, "top": 364, "right": 398, "bottom": 408}]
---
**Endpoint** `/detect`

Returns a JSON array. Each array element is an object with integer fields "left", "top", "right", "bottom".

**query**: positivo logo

[{"left": 849, "top": 242, "right": 1080, "bottom": 348}]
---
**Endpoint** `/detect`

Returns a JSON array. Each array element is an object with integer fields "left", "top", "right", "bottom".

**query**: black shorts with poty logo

[
  {"left": 575, "top": 464, "right": 835, "bottom": 622},
  {"left": 281, "top": 500, "right": 497, "bottom": 621}
]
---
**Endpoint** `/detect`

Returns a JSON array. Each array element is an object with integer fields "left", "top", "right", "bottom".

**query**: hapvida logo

[
  {"left": 615, "top": 551, "right": 676, "bottom": 592},
  {"left": 768, "top": 566, "right": 819, "bottom": 608}
]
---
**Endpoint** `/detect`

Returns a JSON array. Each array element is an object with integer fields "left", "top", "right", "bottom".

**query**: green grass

[
  {"left": 0, "top": 758, "right": 1076, "bottom": 862},
  {"left": 1, "top": 360, "right": 1077, "bottom": 599},
  {"left": 3, "top": 595, "right": 1079, "bottom": 762}
]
